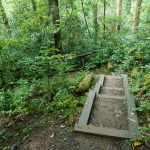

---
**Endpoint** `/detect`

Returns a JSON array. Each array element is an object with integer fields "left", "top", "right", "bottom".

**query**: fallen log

[
  {"left": 76, "top": 52, "right": 93, "bottom": 58},
  {"left": 76, "top": 74, "right": 93, "bottom": 94}
]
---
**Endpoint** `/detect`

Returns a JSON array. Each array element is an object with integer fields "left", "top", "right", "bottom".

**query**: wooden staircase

[{"left": 74, "top": 74, "right": 140, "bottom": 139}]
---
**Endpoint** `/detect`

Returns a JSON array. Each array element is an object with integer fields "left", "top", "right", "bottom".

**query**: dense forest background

[{"left": 0, "top": 0, "right": 150, "bottom": 149}]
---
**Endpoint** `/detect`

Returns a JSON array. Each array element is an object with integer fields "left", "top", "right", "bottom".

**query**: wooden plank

[
  {"left": 94, "top": 74, "right": 105, "bottom": 94},
  {"left": 76, "top": 52, "right": 92, "bottom": 58},
  {"left": 122, "top": 74, "right": 140, "bottom": 136},
  {"left": 75, "top": 125, "right": 139, "bottom": 139},
  {"left": 98, "top": 94, "right": 126, "bottom": 100},
  {"left": 102, "top": 87, "right": 124, "bottom": 91},
  {"left": 77, "top": 89, "right": 96, "bottom": 125},
  {"left": 105, "top": 75, "right": 122, "bottom": 80}
]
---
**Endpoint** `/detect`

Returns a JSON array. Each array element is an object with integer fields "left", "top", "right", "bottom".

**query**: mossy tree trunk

[
  {"left": 103, "top": 0, "right": 106, "bottom": 31},
  {"left": 116, "top": 0, "right": 122, "bottom": 31},
  {"left": 133, "top": 0, "right": 142, "bottom": 33},
  {"left": 0, "top": 0, "right": 11, "bottom": 36},
  {"left": 49, "top": 0, "right": 62, "bottom": 51},
  {"left": 81, "top": 0, "right": 92, "bottom": 38},
  {"left": 93, "top": 1, "right": 98, "bottom": 45}
]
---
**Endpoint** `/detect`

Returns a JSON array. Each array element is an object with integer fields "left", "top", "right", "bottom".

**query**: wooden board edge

[
  {"left": 94, "top": 74, "right": 105, "bottom": 94},
  {"left": 74, "top": 124, "right": 140, "bottom": 139},
  {"left": 77, "top": 89, "right": 96, "bottom": 126},
  {"left": 122, "top": 74, "right": 140, "bottom": 135},
  {"left": 100, "top": 74, "right": 105, "bottom": 86}
]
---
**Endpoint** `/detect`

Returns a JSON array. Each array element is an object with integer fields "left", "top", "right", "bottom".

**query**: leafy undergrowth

[
  {"left": 0, "top": 71, "right": 88, "bottom": 149},
  {"left": 0, "top": 38, "right": 149, "bottom": 149},
  {"left": 129, "top": 65, "right": 150, "bottom": 147},
  {"left": 0, "top": 65, "right": 150, "bottom": 149}
]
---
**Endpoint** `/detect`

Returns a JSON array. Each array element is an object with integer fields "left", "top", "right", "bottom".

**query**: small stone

[
  {"left": 50, "top": 133, "right": 54, "bottom": 138},
  {"left": 11, "top": 144, "right": 18, "bottom": 150},
  {"left": 60, "top": 125, "right": 65, "bottom": 128},
  {"left": 118, "top": 109, "right": 122, "bottom": 114},
  {"left": 131, "top": 112, "right": 135, "bottom": 115},
  {"left": 114, "top": 109, "right": 118, "bottom": 113}
]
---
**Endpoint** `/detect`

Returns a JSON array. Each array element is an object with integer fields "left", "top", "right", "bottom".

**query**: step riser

[
  {"left": 98, "top": 94, "right": 126, "bottom": 100},
  {"left": 104, "top": 80, "right": 123, "bottom": 88},
  {"left": 100, "top": 88, "right": 125, "bottom": 96}
]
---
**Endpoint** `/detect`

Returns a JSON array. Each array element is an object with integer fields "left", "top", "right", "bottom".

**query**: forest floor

[
  {"left": 17, "top": 115, "right": 149, "bottom": 150},
  {"left": 1, "top": 70, "right": 149, "bottom": 150},
  {"left": 18, "top": 116, "right": 129, "bottom": 150},
  {"left": 17, "top": 74, "right": 149, "bottom": 150}
]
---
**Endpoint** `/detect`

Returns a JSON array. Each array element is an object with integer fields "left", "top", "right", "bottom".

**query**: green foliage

[
  {"left": 130, "top": 65, "right": 150, "bottom": 142},
  {"left": 78, "top": 95, "right": 87, "bottom": 106},
  {"left": 46, "top": 71, "right": 86, "bottom": 117},
  {"left": 0, "top": 0, "right": 150, "bottom": 147},
  {"left": 0, "top": 79, "right": 37, "bottom": 119},
  {"left": 85, "top": 52, "right": 103, "bottom": 69},
  {"left": 0, "top": 70, "right": 87, "bottom": 148},
  {"left": 136, "top": 100, "right": 150, "bottom": 115},
  {"left": 48, "top": 89, "right": 78, "bottom": 117},
  {"left": 0, "top": 70, "right": 86, "bottom": 119},
  {"left": 18, "top": 57, "right": 46, "bottom": 79}
]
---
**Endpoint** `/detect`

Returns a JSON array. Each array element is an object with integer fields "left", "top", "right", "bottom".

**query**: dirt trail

[{"left": 19, "top": 75, "right": 133, "bottom": 150}]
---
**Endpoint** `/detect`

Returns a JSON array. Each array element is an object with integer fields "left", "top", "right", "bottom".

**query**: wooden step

[
  {"left": 74, "top": 74, "right": 140, "bottom": 139},
  {"left": 98, "top": 94, "right": 126, "bottom": 100},
  {"left": 105, "top": 75, "right": 123, "bottom": 80},
  {"left": 75, "top": 125, "right": 139, "bottom": 139},
  {"left": 100, "top": 87, "right": 125, "bottom": 96},
  {"left": 101, "top": 87, "right": 124, "bottom": 91},
  {"left": 103, "top": 77, "right": 123, "bottom": 88}
]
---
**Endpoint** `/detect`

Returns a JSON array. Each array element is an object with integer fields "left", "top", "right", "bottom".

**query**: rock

[
  {"left": 11, "top": 144, "right": 18, "bottom": 150},
  {"left": 60, "top": 125, "right": 65, "bottom": 128},
  {"left": 118, "top": 109, "right": 122, "bottom": 114},
  {"left": 50, "top": 133, "right": 54, "bottom": 138}
]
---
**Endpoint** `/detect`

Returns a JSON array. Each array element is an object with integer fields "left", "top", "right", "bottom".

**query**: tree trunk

[
  {"left": 81, "top": 0, "right": 92, "bottom": 38},
  {"left": 0, "top": 0, "right": 11, "bottom": 36},
  {"left": 133, "top": 0, "right": 142, "bottom": 33},
  {"left": 31, "top": 0, "right": 44, "bottom": 45},
  {"left": 103, "top": 0, "right": 106, "bottom": 31},
  {"left": 116, "top": 0, "right": 122, "bottom": 31},
  {"left": 93, "top": 1, "right": 98, "bottom": 44},
  {"left": 31, "top": 0, "right": 36, "bottom": 11},
  {"left": 49, "top": 0, "right": 62, "bottom": 51}
]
